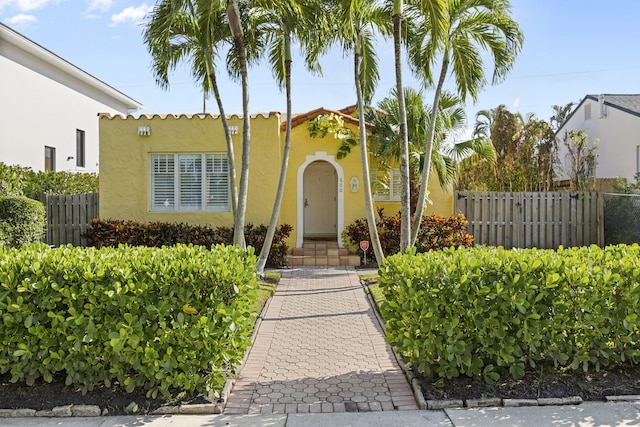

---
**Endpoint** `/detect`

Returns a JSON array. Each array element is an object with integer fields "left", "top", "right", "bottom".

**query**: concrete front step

[{"left": 287, "top": 240, "right": 360, "bottom": 267}]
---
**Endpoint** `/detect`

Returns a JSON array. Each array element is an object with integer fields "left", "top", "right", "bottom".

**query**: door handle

[{"left": 304, "top": 198, "right": 309, "bottom": 207}]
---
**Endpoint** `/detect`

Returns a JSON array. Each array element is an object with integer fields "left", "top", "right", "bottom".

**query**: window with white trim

[
  {"left": 370, "top": 168, "right": 401, "bottom": 201},
  {"left": 150, "top": 153, "right": 229, "bottom": 211}
]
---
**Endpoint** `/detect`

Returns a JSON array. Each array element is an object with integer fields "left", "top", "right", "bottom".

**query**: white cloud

[
  {"left": 513, "top": 97, "right": 521, "bottom": 109},
  {"left": 0, "top": 0, "right": 59, "bottom": 12},
  {"left": 5, "top": 12, "right": 37, "bottom": 25},
  {"left": 15, "top": 0, "right": 57, "bottom": 12},
  {"left": 86, "top": 0, "right": 112, "bottom": 12},
  {"left": 110, "top": 3, "right": 152, "bottom": 26}
]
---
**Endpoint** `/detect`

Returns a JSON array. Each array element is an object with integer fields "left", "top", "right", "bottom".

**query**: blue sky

[{"left": 3, "top": 0, "right": 640, "bottom": 135}]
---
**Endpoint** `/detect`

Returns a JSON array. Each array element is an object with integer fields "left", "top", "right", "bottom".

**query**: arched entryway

[{"left": 296, "top": 152, "right": 344, "bottom": 248}]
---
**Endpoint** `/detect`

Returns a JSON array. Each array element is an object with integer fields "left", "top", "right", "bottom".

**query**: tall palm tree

[
  {"left": 144, "top": 0, "right": 240, "bottom": 217},
  {"left": 329, "top": 0, "right": 392, "bottom": 266},
  {"left": 391, "top": 0, "right": 445, "bottom": 251},
  {"left": 254, "top": 0, "right": 326, "bottom": 276},
  {"left": 406, "top": 0, "right": 523, "bottom": 247},
  {"left": 225, "top": 0, "right": 251, "bottom": 247}
]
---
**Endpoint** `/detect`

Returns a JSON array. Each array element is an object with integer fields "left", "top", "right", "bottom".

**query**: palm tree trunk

[
  {"left": 409, "top": 56, "right": 449, "bottom": 247},
  {"left": 227, "top": 0, "right": 248, "bottom": 248},
  {"left": 393, "top": 0, "right": 411, "bottom": 252},
  {"left": 256, "top": 32, "right": 292, "bottom": 276},
  {"left": 209, "top": 73, "right": 238, "bottom": 216},
  {"left": 355, "top": 51, "right": 384, "bottom": 266}
]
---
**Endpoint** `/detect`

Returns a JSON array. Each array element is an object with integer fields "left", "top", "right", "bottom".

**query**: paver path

[{"left": 225, "top": 267, "right": 417, "bottom": 414}]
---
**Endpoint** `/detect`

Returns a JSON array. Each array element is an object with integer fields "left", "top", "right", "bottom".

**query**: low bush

[
  {"left": 343, "top": 210, "right": 473, "bottom": 257},
  {"left": 0, "top": 243, "right": 258, "bottom": 398},
  {"left": 0, "top": 196, "right": 45, "bottom": 248},
  {"left": 379, "top": 245, "right": 640, "bottom": 384},
  {"left": 83, "top": 219, "right": 292, "bottom": 267},
  {"left": 0, "top": 162, "right": 98, "bottom": 199}
]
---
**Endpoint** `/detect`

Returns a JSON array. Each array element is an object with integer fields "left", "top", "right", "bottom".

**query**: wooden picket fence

[
  {"left": 45, "top": 193, "right": 99, "bottom": 247},
  {"left": 454, "top": 191, "right": 603, "bottom": 249}
]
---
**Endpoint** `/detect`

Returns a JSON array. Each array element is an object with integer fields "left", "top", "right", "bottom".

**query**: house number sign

[{"left": 338, "top": 177, "right": 343, "bottom": 193}]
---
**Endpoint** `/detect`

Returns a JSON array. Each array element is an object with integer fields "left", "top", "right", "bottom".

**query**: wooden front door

[{"left": 303, "top": 161, "right": 337, "bottom": 236}]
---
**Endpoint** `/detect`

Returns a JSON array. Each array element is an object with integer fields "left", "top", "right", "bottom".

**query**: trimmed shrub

[
  {"left": 83, "top": 219, "right": 292, "bottom": 267},
  {"left": 0, "top": 196, "right": 45, "bottom": 248},
  {"left": 343, "top": 210, "right": 473, "bottom": 257},
  {"left": 379, "top": 245, "right": 640, "bottom": 384},
  {"left": 0, "top": 244, "right": 258, "bottom": 398}
]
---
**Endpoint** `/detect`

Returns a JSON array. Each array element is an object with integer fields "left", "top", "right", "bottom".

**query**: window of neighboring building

[
  {"left": 76, "top": 129, "right": 85, "bottom": 168},
  {"left": 45, "top": 146, "right": 56, "bottom": 171},
  {"left": 370, "top": 168, "right": 401, "bottom": 201},
  {"left": 150, "top": 153, "right": 229, "bottom": 212},
  {"left": 584, "top": 104, "right": 591, "bottom": 121}
]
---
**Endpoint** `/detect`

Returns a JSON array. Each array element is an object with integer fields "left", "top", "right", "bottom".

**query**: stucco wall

[
  {"left": 100, "top": 113, "right": 454, "bottom": 250},
  {"left": 557, "top": 98, "right": 640, "bottom": 181},
  {"left": 99, "top": 114, "right": 281, "bottom": 227},
  {"left": 281, "top": 121, "right": 454, "bottom": 247}
]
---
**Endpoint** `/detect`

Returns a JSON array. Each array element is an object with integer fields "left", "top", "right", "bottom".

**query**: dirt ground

[
  {"left": 0, "top": 373, "right": 212, "bottom": 415},
  {"left": 419, "top": 364, "right": 640, "bottom": 401}
]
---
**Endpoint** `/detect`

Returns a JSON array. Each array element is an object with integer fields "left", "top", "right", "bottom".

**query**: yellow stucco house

[{"left": 98, "top": 107, "right": 453, "bottom": 265}]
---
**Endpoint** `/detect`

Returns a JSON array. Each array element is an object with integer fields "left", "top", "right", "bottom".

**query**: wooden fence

[
  {"left": 454, "top": 191, "right": 603, "bottom": 249},
  {"left": 45, "top": 193, "right": 99, "bottom": 247}
]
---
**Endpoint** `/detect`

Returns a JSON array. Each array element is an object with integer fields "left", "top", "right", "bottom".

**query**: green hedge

[
  {"left": 0, "top": 243, "right": 258, "bottom": 398},
  {"left": 0, "top": 196, "right": 45, "bottom": 248},
  {"left": 84, "top": 219, "right": 292, "bottom": 268},
  {"left": 379, "top": 245, "right": 640, "bottom": 383}
]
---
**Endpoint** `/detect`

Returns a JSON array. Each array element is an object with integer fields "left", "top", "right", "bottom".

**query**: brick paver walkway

[{"left": 225, "top": 267, "right": 418, "bottom": 414}]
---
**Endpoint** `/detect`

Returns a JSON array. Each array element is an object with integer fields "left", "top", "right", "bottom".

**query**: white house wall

[
  {"left": 557, "top": 97, "right": 640, "bottom": 181},
  {"left": 0, "top": 24, "right": 141, "bottom": 172}
]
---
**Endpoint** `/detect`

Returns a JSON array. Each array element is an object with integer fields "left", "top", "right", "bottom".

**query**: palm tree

[
  {"left": 391, "top": 0, "right": 445, "bottom": 251},
  {"left": 550, "top": 101, "right": 576, "bottom": 131},
  {"left": 254, "top": 0, "right": 326, "bottom": 276},
  {"left": 406, "top": 0, "right": 523, "bottom": 247},
  {"left": 144, "top": 0, "right": 240, "bottom": 217},
  {"left": 369, "top": 87, "right": 494, "bottom": 212},
  {"left": 329, "top": 0, "right": 392, "bottom": 266},
  {"left": 225, "top": 0, "right": 251, "bottom": 248}
]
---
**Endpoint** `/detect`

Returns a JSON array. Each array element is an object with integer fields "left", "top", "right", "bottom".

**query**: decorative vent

[
  {"left": 584, "top": 104, "right": 592, "bottom": 121},
  {"left": 138, "top": 125, "right": 151, "bottom": 136}
]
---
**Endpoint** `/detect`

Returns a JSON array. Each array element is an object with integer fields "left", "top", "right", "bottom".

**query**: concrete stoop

[{"left": 287, "top": 240, "right": 360, "bottom": 267}]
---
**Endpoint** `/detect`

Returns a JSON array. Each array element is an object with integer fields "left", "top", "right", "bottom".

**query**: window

[
  {"left": 370, "top": 168, "right": 401, "bottom": 201},
  {"left": 76, "top": 129, "right": 85, "bottom": 168},
  {"left": 45, "top": 146, "right": 56, "bottom": 171},
  {"left": 150, "top": 153, "right": 229, "bottom": 211}
]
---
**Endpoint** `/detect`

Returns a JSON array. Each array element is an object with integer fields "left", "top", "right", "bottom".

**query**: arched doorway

[{"left": 303, "top": 161, "right": 337, "bottom": 237}]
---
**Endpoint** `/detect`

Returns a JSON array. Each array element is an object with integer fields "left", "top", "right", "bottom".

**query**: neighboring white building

[
  {"left": 0, "top": 23, "right": 142, "bottom": 173},
  {"left": 556, "top": 94, "right": 640, "bottom": 182}
]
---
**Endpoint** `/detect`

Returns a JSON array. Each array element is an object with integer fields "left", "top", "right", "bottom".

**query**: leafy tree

[
  {"left": 559, "top": 129, "right": 598, "bottom": 191},
  {"left": 459, "top": 106, "right": 556, "bottom": 191},
  {"left": 406, "top": 0, "right": 523, "bottom": 247},
  {"left": 255, "top": 0, "right": 327, "bottom": 276}
]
